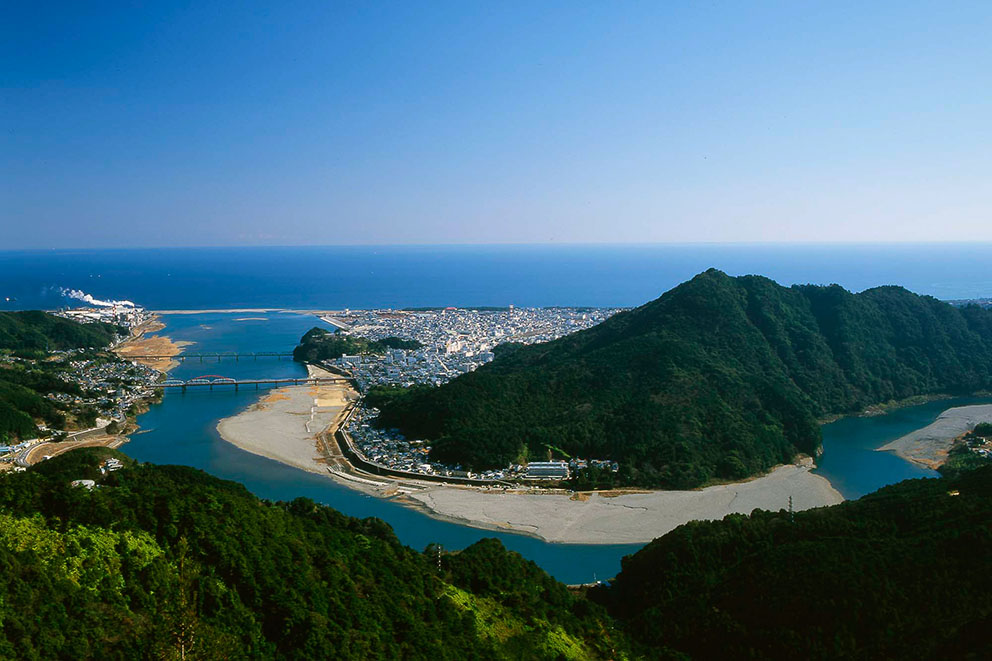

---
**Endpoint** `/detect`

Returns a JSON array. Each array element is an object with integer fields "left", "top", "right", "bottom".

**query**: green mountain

[
  {"left": 0, "top": 448, "right": 624, "bottom": 660},
  {"left": 598, "top": 465, "right": 992, "bottom": 660},
  {"left": 0, "top": 310, "right": 122, "bottom": 353},
  {"left": 368, "top": 270, "right": 992, "bottom": 488}
]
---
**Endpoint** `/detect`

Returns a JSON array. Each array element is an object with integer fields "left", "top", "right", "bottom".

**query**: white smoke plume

[{"left": 59, "top": 288, "right": 136, "bottom": 308}]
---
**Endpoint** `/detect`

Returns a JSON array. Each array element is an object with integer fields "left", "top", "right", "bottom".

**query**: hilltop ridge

[{"left": 369, "top": 270, "right": 992, "bottom": 488}]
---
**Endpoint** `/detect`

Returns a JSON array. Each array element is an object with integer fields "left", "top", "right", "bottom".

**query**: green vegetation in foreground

[
  {"left": 938, "top": 422, "right": 992, "bottom": 479},
  {"left": 2, "top": 448, "right": 990, "bottom": 659},
  {"left": 292, "top": 327, "right": 422, "bottom": 363},
  {"left": 596, "top": 465, "right": 992, "bottom": 660},
  {"left": 0, "top": 312, "right": 127, "bottom": 441},
  {"left": 0, "top": 448, "right": 623, "bottom": 660},
  {"left": 369, "top": 270, "right": 992, "bottom": 488}
]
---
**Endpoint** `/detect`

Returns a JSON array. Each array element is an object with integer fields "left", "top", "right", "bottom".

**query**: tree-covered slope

[
  {"left": 0, "top": 310, "right": 122, "bottom": 353},
  {"left": 293, "top": 327, "right": 422, "bottom": 362},
  {"left": 369, "top": 270, "right": 992, "bottom": 487},
  {"left": 598, "top": 466, "right": 992, "bottom": 660},
  {"left": 0, "top": 448, "right": 623, "bottom": 660}
]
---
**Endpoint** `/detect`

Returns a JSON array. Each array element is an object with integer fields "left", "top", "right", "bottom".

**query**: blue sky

[{"left": 3, "top": 1, "right": 991, "bottom": 248}]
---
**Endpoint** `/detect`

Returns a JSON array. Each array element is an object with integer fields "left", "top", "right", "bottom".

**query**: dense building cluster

[
  {"left": 55, "top": 304, "right": 151, "bottom": 331},
  {"left": 1, "top": 349, "right": 160, "bottom": 464},
  {"left": 331, "top": 307, "right": 623, "bottom": 482},
  {"left": 53, "top": 355, "right": 159, "bottom": 422},
  {"left": 322, "top": 306, "right": 621, "bottom": 391}
]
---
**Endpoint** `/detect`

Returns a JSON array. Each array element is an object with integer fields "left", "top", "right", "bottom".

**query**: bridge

[
  {"left": 154, "top": 374, "right": 347, "bottom": 391},
  {"left": 125, "top": 352, "right": 295, "bottom": 362}
]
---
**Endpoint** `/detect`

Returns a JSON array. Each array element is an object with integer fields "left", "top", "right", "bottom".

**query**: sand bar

[
  {"left": 400, "top": 459, "right": 842, "bottom": 544},
  {"left": 216, "top": 366, "right": 359, "bottom": 475},
  {"left": 878, "top": 404, "right": 992, "bottom": 469},
  {"left": 114, "top": 317, "right": 192, "bottom": 371}
]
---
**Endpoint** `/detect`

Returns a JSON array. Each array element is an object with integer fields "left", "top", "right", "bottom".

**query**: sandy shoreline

[
  {"left": 878, "top": 404, "right": 992, "bottom": 469},
  {"left": 114, "top": 317, "right": 192, "bottom": 371},
  {"left": 394, "top": 460, "right": 842, "bottom": 544},
  {"left": 216, "top": 366, "right": 359, "bottom": 475},
  {"left": 216, "top": 380, "right": 844, "bottom": 544}
]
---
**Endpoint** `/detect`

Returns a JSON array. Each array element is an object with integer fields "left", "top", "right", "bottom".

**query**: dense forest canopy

[
  {"left": 2, "top": 450, "right": 990, "bottom": 658},
  {"left": 293, "top": 327, "right": 422, "bottom": 363},
  {"left": 598, "top": 465, "right": 992, "bottom": 660},
  {"left": 367, "top": 270, "right": 992, "bottom": 488},
  {"left": 0, "top": 311, "right": 122, "bottom": 353},
  {"left": 0, "top": 448, "right": 622, "bottom": 660}
]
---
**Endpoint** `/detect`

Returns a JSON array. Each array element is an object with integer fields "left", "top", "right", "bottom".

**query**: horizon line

[{"left": 4, "top": 239, "right": 992, "bottom": 253}]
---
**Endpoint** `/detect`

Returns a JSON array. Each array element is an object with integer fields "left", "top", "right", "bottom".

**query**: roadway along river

[{"left": 123, "top": 311, "right": 983, "bottom": 583}]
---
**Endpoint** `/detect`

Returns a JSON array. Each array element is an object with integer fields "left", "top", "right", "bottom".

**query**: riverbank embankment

[{"left": 878, "top": 404, "right": 992, "bottom": 469}]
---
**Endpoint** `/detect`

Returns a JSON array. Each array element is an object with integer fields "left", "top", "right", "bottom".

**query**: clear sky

[{"left": 3, "top": 1, "right": 991, "bottom": 248}]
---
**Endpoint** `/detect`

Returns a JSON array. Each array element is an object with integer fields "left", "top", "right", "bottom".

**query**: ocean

[{"left": 2, "top": 243, "right": 991, "bottom": 312}]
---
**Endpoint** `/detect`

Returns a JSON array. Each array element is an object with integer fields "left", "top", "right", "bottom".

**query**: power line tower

[{"left": 789, "top": 495, "right": 795, "bottom": 524}]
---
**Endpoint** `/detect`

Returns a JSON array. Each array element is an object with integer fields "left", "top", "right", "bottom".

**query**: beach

[
  {"left": 878, "top": 404, "right": 992, "bottom": 469},
  {"left": 216, "top": 366, "right": 359, "bottom": 475},
  {"left": 216, "top": 381, "right": 843, "bottom": 544},
  {"left": 396, "top": 460, "right": 842, "bottom": 544}
]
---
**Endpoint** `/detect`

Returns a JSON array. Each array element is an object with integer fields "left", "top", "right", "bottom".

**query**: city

[{"left": 315, "top": 306, "right": 624, "bottom": 482}]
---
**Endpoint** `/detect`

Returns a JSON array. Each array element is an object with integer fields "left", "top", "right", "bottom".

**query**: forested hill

[
  {"left": 0, "top": 448, "right": 624, "bottom": 660},
  {"left": 599, "top": 465, "right": 992, "bottom": 659},
  {"left": 293, "top": 327, "right": 422, "bottom": 363},
  {"left": 1, "top": 311, "right": 125, "bottom": 441},
  {"left": 369, "top": 270, "right": 992, "bottom": 488},
  {"left": 0, "top": 310, "right": 122, "bottom": 353}
]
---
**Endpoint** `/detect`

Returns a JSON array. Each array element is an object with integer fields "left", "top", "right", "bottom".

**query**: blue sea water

[
  {"left": 2, "top": 243, "right": 991, "bottom": 311},
  {"left": 2, "top": 244, "right": 989, "bottom": 582}
]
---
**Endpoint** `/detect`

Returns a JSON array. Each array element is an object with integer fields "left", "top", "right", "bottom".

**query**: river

[{"left": 123, "top": 311, "right": 981, "bottom": 583}]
